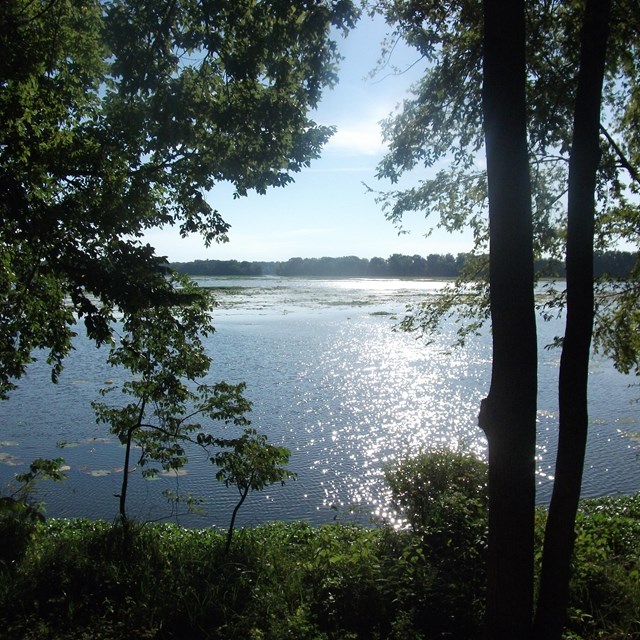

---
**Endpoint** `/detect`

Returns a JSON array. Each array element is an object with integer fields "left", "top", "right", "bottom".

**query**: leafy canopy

[
  {"left": 370, "top": 0, "right": 640, "bottom": 368},
  {"left": 0, "top": 0, "right": 358, "bottom": 396}
]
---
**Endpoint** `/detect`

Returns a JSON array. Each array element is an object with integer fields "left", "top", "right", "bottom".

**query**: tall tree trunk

[
  {"left": 533, "top": 2, "right": 612, "bottom": 638},
  {"left": 480, "top": 1, "right": 537, "bottom": 638}
]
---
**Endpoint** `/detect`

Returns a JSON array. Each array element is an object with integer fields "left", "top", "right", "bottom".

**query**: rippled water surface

[{"left": 1, "top": 277, "right": 638, "bottom": 528}]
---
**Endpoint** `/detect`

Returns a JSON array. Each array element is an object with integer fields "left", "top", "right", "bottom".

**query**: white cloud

[{"left": 324, "top": 119, "right": 387, "bottom": 156}]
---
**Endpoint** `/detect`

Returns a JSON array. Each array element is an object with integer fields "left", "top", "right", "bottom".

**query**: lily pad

[
  {"left": 0, "top": 452, "right": 21, "bottom": 465},
  {"left": 87, "top": 469, "right": 111, "bottom": 477},
  {"left": 57, "top": 440, "right": 80, "bottom": 449},
  {"left": 160, "top": 469, "right": 188, "bottom": 477}
]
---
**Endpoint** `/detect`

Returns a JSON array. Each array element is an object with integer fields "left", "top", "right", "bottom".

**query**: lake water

[{"left": 0, "top": 277, "right": 638, "bottom": 529}]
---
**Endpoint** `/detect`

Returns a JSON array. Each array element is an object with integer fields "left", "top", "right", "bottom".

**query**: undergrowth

[{"left": 0, "top": 452, "right": 638, "bottom": 639}]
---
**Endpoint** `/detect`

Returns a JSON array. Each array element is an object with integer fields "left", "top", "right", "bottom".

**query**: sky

[{"left": 144, "top": 14, "right": 476, "bottom": 264}]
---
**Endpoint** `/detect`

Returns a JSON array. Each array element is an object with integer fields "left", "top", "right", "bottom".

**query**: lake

[{"left": 0, "top": 277, "right": 638, "bottom": 529}]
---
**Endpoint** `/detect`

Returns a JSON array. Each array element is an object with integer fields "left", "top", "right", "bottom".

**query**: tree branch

[{"left": 600, "top": 124, "right": 640, "bottom": 185}]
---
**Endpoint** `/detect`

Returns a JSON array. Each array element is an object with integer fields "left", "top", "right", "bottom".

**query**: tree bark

[
  {"left": 533, "top": 2, "right": 612, "bottom": 638},
  {"left": 119, "top": 425, "right": 134, "bottom": 523},
  {"left": 225, "top": 483, "right": 251, "bottom": 554},
  {"left": 480, "top": 1, "right": 537, "bottom": 638},
  {"left": 119, "top": 399, "right": 146, "bottom": 522}
]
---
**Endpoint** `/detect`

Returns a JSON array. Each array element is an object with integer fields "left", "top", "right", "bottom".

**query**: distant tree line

[
  {"left": 172, "top": 259, "right": 263, "bottom": 277},
  {"left": 273, "top": 254, "right": 469, "bottom": 277},
  {"left": 170, "top": 251, "right": 637, "bottom": 279}
]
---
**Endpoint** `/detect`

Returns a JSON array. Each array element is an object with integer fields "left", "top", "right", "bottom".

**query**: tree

[
  {"left": 92, "top": 276, "right": 251, "bottom": 522},
  {"left": 91, "top": 275, "right": 297, "bottom": 534},
  {"left": 373, "top": 0, "right": 640, "bottom": 357},
  {"left": 371, "top": 0, "right": 637, "bottom": 637},
  {"left": 368, "top": 256, "right": 389, "bottom": 276},
  {"left": 479, "top": 1, "right": 537, "bottom": 635},
  {"left": 387, "top": 252, "right": 415, "bottom": 277},
  {"left": 0, "top": 0, "right": 358, "bottom": 396},
  {"left": 534, "top": 1, "right": 612, "bottom": 636},
  {"left": 211, "top": 429, "right": 295, "bottom": 553}
]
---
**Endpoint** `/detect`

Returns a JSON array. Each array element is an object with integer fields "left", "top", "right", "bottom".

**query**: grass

[{"left": 1, "top": 454, "right": 639, "bottom": 639}]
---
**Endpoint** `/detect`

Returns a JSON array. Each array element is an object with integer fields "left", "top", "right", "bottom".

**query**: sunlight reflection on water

[{"left": 0, "top": 277, "right": 638, "bottom": 528}]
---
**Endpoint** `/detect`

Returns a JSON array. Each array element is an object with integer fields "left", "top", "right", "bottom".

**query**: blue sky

[{"left": 145, "top": 14, "right": 476, "bottom": 263}]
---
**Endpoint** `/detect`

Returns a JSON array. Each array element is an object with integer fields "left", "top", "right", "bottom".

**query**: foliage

[
  {"left": 12, "top": 457, "right": 68, "bottom": 494},
  {"left": 0, "top": 0, "right": 359, "bottom": 396},
  {"left": 384, "top": 448, "right": 488, "bottom": 534},
  {"left": 92, "top": 275, "right": 252, "bottom": 521},
  {"left": 171, "top": 251, "right": 640, "bottom": 280},
  {"left": 385, "top": 449, "right": 489, "bottom": 637},
  {"left": 369, "top": 3, "right": 636, "bottom": 636},
  {"left": 303, "top": 523, "right": 430, "bottom": 638},
  {"left": 0, "top": 458, "right": 67, "bottom": 567},
  {"left": 210, "top": 428, "right": 295, "bottom": 552},
  {"left": 173, "top": 259, "right": 264, "bottom": 277},
  {"left": 91, "top": 274, "right": 295, "bottom": 528},
  {"left": 0, "top": 493, "right": 637, "bottom": 639},
  {"left": 369, "top": 0, "right": 640, "bottom": 370},
  {"left": 564, "top": 495, "right": 640, "bottom": 638}
]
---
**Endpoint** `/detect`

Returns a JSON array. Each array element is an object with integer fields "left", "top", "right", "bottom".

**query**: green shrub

[
  {"left": 384, "top": 449, "right": 488, "bottom": 638},
  {"left": 1, "top": 492, "right": 638, "bottom": 640},
  {"left": 1, "top": 457, "right": 66, "bottom": 569},
  {"left": 564, "top": 496, "right": 640, "bottom": 639},
  {"left": 384, "top": 448, "right": 488, "bottom": 534},
  {"left": 0, "top": 497, "right": 44, "bottom": 568}
]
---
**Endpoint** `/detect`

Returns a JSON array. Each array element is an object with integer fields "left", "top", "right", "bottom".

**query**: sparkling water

[{"left": 0, "top": 278, "right": 638, "bottom": 528}]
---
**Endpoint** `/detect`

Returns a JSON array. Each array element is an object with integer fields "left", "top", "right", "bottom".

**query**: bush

[
  {"left": 564, "top": 495, "right": 640, "bottom": 639},
  {"left": 384, "top": 449, "right": 489, "bottom": 638},
  {"left": 0, "top": 457, "right": 66, "bottom": 569},
  {"left": 384, "top": 448, "right": 488, "bottom": 535},
  {"left": 0, "top": 491, "right": 638, "bottom": 639},
  {"left": 0, "top": 497, "right": 44, "bottom": 568}
]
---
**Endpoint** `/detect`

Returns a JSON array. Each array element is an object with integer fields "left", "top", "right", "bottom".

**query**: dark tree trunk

[
  {"left": 480, "top": 1, "right": 537, "bottom": 638},
  {"left": 119, "top": 399, "right": 146, "bottom": 522},
  {"left": 225, "top": 484, "right": 251, "bottom": 554},
  {"left": 533, "top": 2, "right": 612, "bottom": 638},
  {"left": 119, "top": 426, "right": 134, "bottom": 522}
]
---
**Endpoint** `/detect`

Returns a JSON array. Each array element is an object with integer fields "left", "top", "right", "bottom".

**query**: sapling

[
  {"left": 211, "top": 428, "right": 295, "bottom": 553},
  {"left": 93, "top": 275, "right": 250, "bottom": 523}
]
